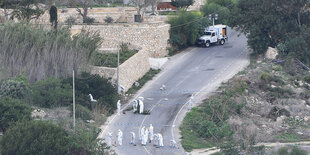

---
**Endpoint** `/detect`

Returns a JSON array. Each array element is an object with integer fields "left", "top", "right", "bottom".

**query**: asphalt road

[{"left": 99, "top": 28, "right": 249, "bottom": 155}]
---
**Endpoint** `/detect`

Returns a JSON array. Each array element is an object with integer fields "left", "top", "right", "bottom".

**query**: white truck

[{"left": 197, "top": 24, "right": 228, "bottom": 47}]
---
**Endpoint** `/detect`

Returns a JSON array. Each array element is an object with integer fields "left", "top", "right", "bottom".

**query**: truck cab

[{"left": 197, "top": 25, "right": 228, "bottom": 47}]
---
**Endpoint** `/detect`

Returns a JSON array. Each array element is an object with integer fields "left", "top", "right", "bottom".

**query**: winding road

[{"left": 99, "top": 28, "right": 249, "bottom": 155}]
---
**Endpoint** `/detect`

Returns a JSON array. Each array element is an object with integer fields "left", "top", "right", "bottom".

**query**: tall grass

[{"left": 0, "top": 22, "right": 101, "bottom": 82}]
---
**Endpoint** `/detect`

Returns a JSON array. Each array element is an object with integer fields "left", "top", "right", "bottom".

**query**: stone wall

[
  {"left": 91, "top": 49, "right": 150, "bottom": 92},
  {"left": 0, "top": 7, "right": 137, "bottom": 24},
  {"left": 188, "top": 0, "right": 206, "bottom": 11},
  {"left": 71, "top": 22, "right": 170, "bottom": 57}
]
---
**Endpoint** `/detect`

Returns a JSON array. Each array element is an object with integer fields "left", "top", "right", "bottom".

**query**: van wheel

[
  {"left": 205, "top": 41, "right": 210, "bottom": 47},
  {"left": 220, "top": 39, "right": 225, "bottom": 45}
]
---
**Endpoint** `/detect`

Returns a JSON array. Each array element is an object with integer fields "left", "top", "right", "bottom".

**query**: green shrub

[
  {"left": 91, "top": 47, "right": 138, "bottom": 67},
  {"left": 0, "top": 97, "right": 32, "bottom": 132},
  {"left": 260, "top": 72, "right": 270, "bottom": 83},
  {"left": 69, "top": 104, "right": 93, "bottom": 120},
  {"left": 31, "top": 78, "right": 72, "bottom": 108},
  {"left": 68, "top": 125, "right": 110, "bottom": 154},
  {"left": 104, "top": 16, "right": 114, "bottom": 23},
  {"left": 84, "top": 17, "right": 95, "bottom": 24},
  {"left": 278, "top": 147, "right": 289, "bottom": 155},
  {"left": 64, "top": 72, "right": 119, "bottom": 115},
  {"left": 0, "top": 120, "right": 69, "bottom": 155},
  {"left": 0, "top": 75, "right": 30, "bottom": 99},
  {"left": 168, "top": 10, "right": 209, "bottom": 54},
  {"left": 304, "top": 75, "right": 310, "bottom": 84},
  {"left": 65, "top": 16, "right": 76, "bottom": 25},
  {"left": 290, "top": 146, "right": 307, "bottom": 155}
]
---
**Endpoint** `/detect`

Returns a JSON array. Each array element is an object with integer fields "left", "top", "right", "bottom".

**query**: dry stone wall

[
  {"left": 71, "top": 22, "right": 170, "bottom": 57},
  {"left": 91, "top": 49, "right": 150, "bottom": 92}
]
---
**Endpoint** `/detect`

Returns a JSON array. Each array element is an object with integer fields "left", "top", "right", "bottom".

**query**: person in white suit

[
  {"left": 107, "top": 132, "right": 113, "bottom": 147},
  {"left": 149, "top": 124, "right": 154, "bottom": 143},
  {"left": 117, "top": 129, "right": 123, "bottom": 146},
  {"left": 158, "top": 133, "right": 164, "bottom": 147},
  {"left": 130, "top": 132, "right": 136, "bottom": 145},
  {"left": 117, "top": 100, "right": 121, "bottom": 115},
  {"left": 139, "top": 100, "right": 144, "bottom": 114},
  {"left": 139, "top": 126, "right": 145, "bottom": 141}
]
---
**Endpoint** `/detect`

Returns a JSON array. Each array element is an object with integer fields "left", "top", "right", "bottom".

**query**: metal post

[
  {"left": 213, "top": 18, "right": 215, "bottom": 26},
  {"left": 73, "top": 70, "right": 76, "bottom": 132},
  {"left": 117, "top": 49, "right": 120, "bottom": 94}
]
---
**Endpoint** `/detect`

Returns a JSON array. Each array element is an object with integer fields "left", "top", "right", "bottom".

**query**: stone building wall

[
  {"left": 188, "top": 0, "right": 206, "bottom": 11},
  {"left": 71, "top": 22, "right": 170, "bottom": 58},
  {"left": 91, "top": 49, "right": 150, "bottom": 92}
]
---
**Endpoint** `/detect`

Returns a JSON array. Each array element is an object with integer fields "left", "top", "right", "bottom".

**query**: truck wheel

[
  {"left": 205, "top": 41, "right": 210, "bottom": 47},
  {"left": 220, "top": 39, "right": 225, "bottom": 45}
]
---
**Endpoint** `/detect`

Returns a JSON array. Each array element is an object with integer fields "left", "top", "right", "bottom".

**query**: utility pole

[
  {"left": 117, "top": 49, "right": 120, "bottom": 94},
  {"left": 209, "top": 13, "right": 218, "bottom": 26},
  {"left": 72, "top": 70, "right": 76, "bottom": 132}
]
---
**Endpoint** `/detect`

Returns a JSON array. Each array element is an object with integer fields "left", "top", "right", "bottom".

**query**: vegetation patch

[
  {"left": 91, "top": 45, "right": 138, "bottom": 68},
  {"left": 275, "top": 132, "right": 300, "bottom": 143}
]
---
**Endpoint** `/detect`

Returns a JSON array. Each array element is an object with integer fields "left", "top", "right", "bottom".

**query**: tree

[
  {"left": 76, "top": 0, "right": 95, "bottom": 24},
  {"left": 130, "top": 0, "right": 147, "bottom": 15},
  {"left": 145, "top": 0, "right": 160, "bottom": 15},
  {"left": 0, "top": 97, "right": 32, "bottom": 132},
  {"left": 171, "top": 0, "right": 194, "bottom": 9},
  {"left": 0, "top": 120, "right": 69, "bottom": 155},
  {"left": 168, "top": 11, "right": 209, "bottom": 54},
  {"left": 10, "top": 0, "right": 44, "bottom": 22},
  {"left": 49, "top": 5, "right": 58, "bottom": 31},
  {"left": 230, "top": 0, "right": 310, "bottom": 54}
]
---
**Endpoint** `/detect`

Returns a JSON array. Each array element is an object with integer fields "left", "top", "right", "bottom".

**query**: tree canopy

[
  {"left": 0, "top": 120, "right": 69, "bottom": 155},
  {"left": 171, "top": 0, "right": 194, "bottom": 9},
  {"left": 230, "top": 0, "right": 310, "bottom": 61}
]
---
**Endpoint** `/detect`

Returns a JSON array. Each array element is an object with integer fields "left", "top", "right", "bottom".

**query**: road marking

[
  {"left": 139, "top": 98, "right": 163, "bottom": 154},
  {"left": 170, "top": 47, "right": 249, "bottom": 143}
]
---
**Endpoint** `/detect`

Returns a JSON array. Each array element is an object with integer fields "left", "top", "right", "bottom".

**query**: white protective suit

[
  {"left": 158, "top": 133, "right": 164, "bottom": 147},
  {"left": 149, "top": 124, "right": 154, "bottom": 142},
  {"left": 130, "top": 132, "right": 136, "bottom": 144},
  {"left": 142, "top": 129, "right": 149, "bottom": 146},
  {"left": 117, "top": 100, "right": 121, "bottom": 115},
  {"left": 139, "top": 126, "right": 145, "bottom": 141},
  {"left": 133, "top": 100, "right": 138, "bottom": 113},
  {"left": 139, "top": 100, "right": 144, "bottom": 114},
  {"left": 117, "top": 129, "right": 123, "bottom": 146},
  {"left": 107, "top": 132, "right": 113, "bottom": 147}
]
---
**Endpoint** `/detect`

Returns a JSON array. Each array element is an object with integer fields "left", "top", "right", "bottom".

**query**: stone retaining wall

[
  {"left": 71, "top": 22, "right": 170, "bottom": 57},
  {"left": 91, "top": 49, "right": 150, "bottom": 92}
]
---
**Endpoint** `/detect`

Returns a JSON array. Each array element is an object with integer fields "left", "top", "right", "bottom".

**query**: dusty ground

[
  {"left": 190, "top": 57, "right": 310, "bottom": 154},
  {"left": 226, "top": 58, "right": 310, "bottom": 145}
]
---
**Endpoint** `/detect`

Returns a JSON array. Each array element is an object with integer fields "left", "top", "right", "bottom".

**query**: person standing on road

[
  {"left": 139, "top": 126, "right": 145, "bottom": 141},
  {"left": 149, "top": 124, "right": 154, "bottom": 143},
  {"left": 130, "top": 132, "right": 136, "bottom": 145},
  {"left": 107, "top": 132, "right": 113, "bottom": 147},
  {"left": 158, "top": 133, "right": 164, "bottom": 147},
  {"left": 117, "top": 129, "right": 123, "bottom": 146},
  {"left": 142, "top": 128, "right": 149, "bottom": 146}
]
